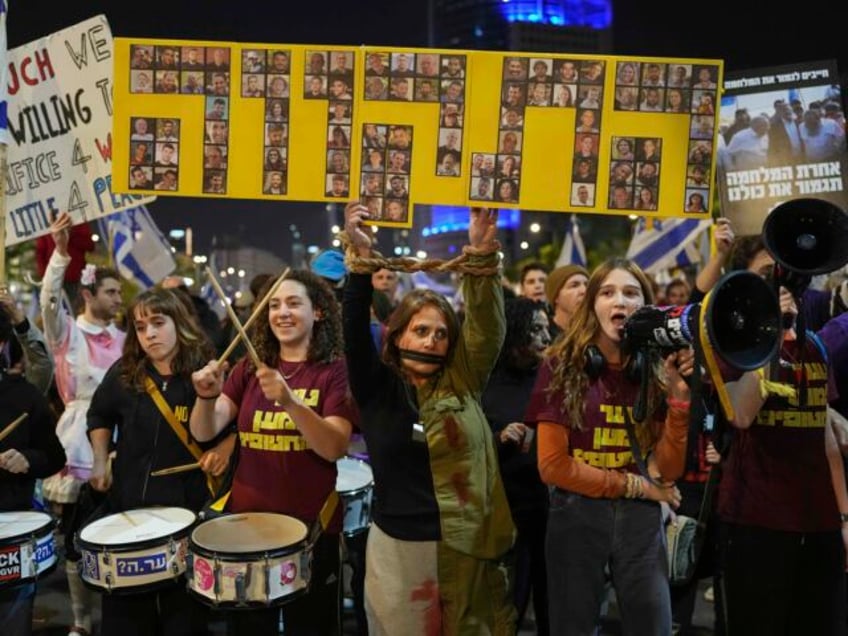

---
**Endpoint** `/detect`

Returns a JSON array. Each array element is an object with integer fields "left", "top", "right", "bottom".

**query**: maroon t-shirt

[
  {"left": 718, "top": 338, "right": 840, "bottom": 532},
  {"left": 525, "top": 357, "right": 662, "bottom": 474},
  {"left": 223, "top": 357, "right": 358, "bottom": 533}
]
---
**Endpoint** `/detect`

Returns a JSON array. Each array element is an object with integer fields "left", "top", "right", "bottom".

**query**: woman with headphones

[{"left": 525, "top": 257, "right": 693, "bottom": 635}]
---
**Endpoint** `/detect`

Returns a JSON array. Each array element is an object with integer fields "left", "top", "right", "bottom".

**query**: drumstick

[
  {"left": 0, "top": 413, "right": 28, "bottom": 443},
  {"left": 217, "top": 267, "right": 291, "bottom": 365},
  {"left": 205, "top": 266, "right": 263, "bottom": 368},
  {"left": 150, "top": 461, "right": 201, "bottom": 477}
]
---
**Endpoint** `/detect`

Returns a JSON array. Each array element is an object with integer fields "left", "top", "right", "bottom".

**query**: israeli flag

[
  {"left": 101, "top": 206, "right": 176, "bottom": 289},
  {"left": 0, "top": 1, "right": 8, "bottom": 143},
  {"left": 555, "top": 214, "right": 587, "bottom": 268},
  {"left": 626, "top": 217, "right": 711, "bottom": 274}
]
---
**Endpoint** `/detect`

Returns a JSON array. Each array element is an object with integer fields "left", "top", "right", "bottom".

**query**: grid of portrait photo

[
  {"left": 240, "top": 48, "right": 293, "bottom": 195},
  {"left": 613, "top": 60, "right": 718, "bottom": 121},
  {"left": 300, "top": 50, "right": 356, "bottom": 199},
  {"left": 607, "top": 136, "right": 662, "bottom": 211},
  {"left": 360, "top": 123, "right": 412, "bottom": 223},
  {"left": 129, "top": 44, "right": 233, "bottom": 97},
  {"left": 128, "top": 117, "right": 181, "bottom": 192}
]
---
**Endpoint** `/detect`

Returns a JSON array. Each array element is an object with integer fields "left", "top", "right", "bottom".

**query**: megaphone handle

[{"left": 632, "top": 361, "right": 649, "bottom": 424}]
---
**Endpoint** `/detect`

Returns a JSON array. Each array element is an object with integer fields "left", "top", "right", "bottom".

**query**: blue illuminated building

[{"left": 499, "top": 0, "right": 612, "bottom": 29}]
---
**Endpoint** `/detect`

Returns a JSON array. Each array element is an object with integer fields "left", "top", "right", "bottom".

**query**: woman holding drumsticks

[{"left": 190, "top": 269, "right": 357, "bottom": 636}]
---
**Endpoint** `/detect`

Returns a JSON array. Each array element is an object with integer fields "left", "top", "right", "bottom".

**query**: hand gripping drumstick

[
  {"left": 150, "top": 461, "right": 201, "bottom": 477},
  {"left": 206, "top": 266, "right": 264, "bottom": 368},
  {"left": 0, "top": 412, "right": 28, "bottom": 443},
  {"left": 216, "top": 267, "right": 291, "bottom": 365}
]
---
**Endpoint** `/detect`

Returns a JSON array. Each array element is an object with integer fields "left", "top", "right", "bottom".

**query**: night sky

[{"left": 7, "top": 1, "right": 846, "bottom": 259}]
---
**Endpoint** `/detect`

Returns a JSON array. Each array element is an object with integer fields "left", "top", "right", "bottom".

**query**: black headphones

[{"left": 584, "top": 344, "right": 645, "bottom": 383}]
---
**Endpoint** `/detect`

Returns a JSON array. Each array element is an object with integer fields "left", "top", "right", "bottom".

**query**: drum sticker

[
  {"left": 280, "top": 559, "right": 297, "bottom": 586},
  {"left": 82, "top": 551, "right": 99, "bottom": 581},
  {"left": 0, "top": 545, "right": 22, "bottom": 581},
  {"left": 116, "top": 552, "right": 168, "bottom": 576},
  {"left": 35, "top": 535, "right": 56, "bottom": 570},
  {"left": 194, "top": 557, "right": 214, "bottom": 591}
]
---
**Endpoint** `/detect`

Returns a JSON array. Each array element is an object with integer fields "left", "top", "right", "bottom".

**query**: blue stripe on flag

[{"left": 630, "top": 220, "right": 704, "bottom": 270}]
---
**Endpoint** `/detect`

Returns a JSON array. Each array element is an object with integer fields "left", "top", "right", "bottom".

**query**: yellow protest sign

[{"left": 112, "top": 39, "right": 723, "bottom": 225}]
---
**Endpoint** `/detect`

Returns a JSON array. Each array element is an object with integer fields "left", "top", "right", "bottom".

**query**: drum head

[
  {"left": 191, "top": 513, "right": 307, "bottom": 553},
  {"left": 0, "top": 511, "right": 53, "bottom": 542},
  {"left": 336, "top": 456, "right": 373, "bottom": 493},
  {"left": 79, "top": 507, "right": 196, "bottom": 545}
]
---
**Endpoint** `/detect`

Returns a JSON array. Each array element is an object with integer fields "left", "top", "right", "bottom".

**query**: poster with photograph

[
  {"left": 113, "top": 38, "right": 724, "bottom": 225},
  {"left": 5, "top": 16, "right": 154, "bottom": 246},
  {"left": 716, "top": 60, "right": 847, "bottom": 235}
]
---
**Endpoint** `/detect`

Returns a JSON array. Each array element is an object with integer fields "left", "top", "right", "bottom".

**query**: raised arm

[
  {"left": 39, "top": 211, "right": 74, "bottom": 346},
  {"left": 190, "top": 360, "right": 238, "bottom": 442},
  {"left": 694, "top": 217, "right": 734, "bottom": 296}
]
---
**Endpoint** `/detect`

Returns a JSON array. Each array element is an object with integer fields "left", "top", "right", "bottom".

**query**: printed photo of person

[
  {"left": 580, "top": 60, "right": 604, "bottom": 83},
  {"left": 328, "top": 125, "right": 351, "bottom": 149},
  {"left": 692, "top": 65, "right": 718, "bottom": 89},
  {"left": 639, "top": 87, "right": 664, "bottom": 112},
  {"left": 634, "top": 186, "right": 658, "bottom": 211},
  {"left": 242, "top": 73, "right": 266, "bottom": 97},
  {"left": 667, "top": 64, "right": 691, "bottom": 88},
  {"left": 205, "top": 120, "right": 228, "bottom": 145},
  {"left": 364, "top": 76, "right": 389, "bottom": 100},
  {"left": 527, "top": 82, "right": 551, "bottom": 107},
  {"left": 327, "top": 149, "right": 350, "bottom": 174},
  {"left": 440, "top": 79, "right": 464, "bottom": 103},
  {"left": 497, "top": 154, "right": 521, "bottom": 179},
  {"left": 130, "top": 44, "right": 153, "bottom": 70},
  {"left": 363, "top": 124, "right": 387, "bottom": 149},
  {"left": 263, "top": 170, "right": 286, "bottom": 195},
  {"left": 614, "top": 86, "right": 638, "bottom": 111},
  {"left": 265, "top": 122, "right": 287, "bottom": 147},
  {"left": 181, "top": 47, "right": 204, "bottom": 69},
  {"left": 441, "top": 103, "right": 463, "bottom": 128},
  {"left": 641, "top": 62, "right": 666, "bottom": 87},
  {"left": 205, "top": 72, "right": 230, "bottom": 96},
  {"left": 688, "top": 140, "right": 713, "bottom": 166},
  {"left": 329, "top": 101, "right": 351, "bottom": 124},
  {"left": 365, "top": 51, "right": 390, "bottom": 76},
  {"left": 206, "top": 47, "right": 230, "bottom": 71},
  {"left": 470, "top": 176, "right": 494, "bottom": 201},
  {"left": 416, "top": 54, "right": 439, "bottom": 77},
  {"left": 635, "top": 161, "right": 660, "bottom": 187},
  {"left": 385, "top": 174, "right": 409, "bottom": 199},
  {"left": 363, "top": 197, "right": 383, "bottom": 219},
  {"left": 305, "top": 75, "right": 327, "bottom": 99},
  {"left": 325, "top": 174, "right": 350, "bottom": 198},
  {"left": 438, "top": 127, "right": 462, "bottom": 155},
  {"left": 690, "top": 114, "right": 715, "bottom": 140},
  {"left": 264, "top": 147, "right": 286, "bottom": 172},
  {"left": 266, "top": 99, "right": 289, "bottom": 123},
  {"left": 498, "top": 130, "right": 521, "bottom": 154},
  {"left": 554, "top": 59, "right": 579, "bottom": 83},
  {"left": 415, "top": 79, "right": 438, "bottom": 102},
  {"left": 387, "top": 125, "right": 412, "bottom": 150},
  {"left": 665, "top": 88, "right": 690, "bottom": 113},
  {"left": 503, "top": 57, "right": 528, "bottom": 81},
  {"left": 129, "top": 166, "right": 153, "bottom": 189},
  {"left": 267, "top": 50, "right": 290, "bottom": 74},
  {"left": 502, "top": 83, "right": 526, "bottom": 109},
  {"left": 383, "top": 198, "right": 409, "bottom": 223},
  {"left": 328, "top": 76, "right": 352, "bottom": 100},
  {"left": 495, "top": 178, "right": 519, "bottom": 203},
  {"left": 130, "top": 117, "right": 154, "bottom": 142},
  {"left": 306, "top": 50, "right": 327, "bottom": 75},
  {"left": 205, "top": 96, "right": 229, "bottom": 120},
  {"left": 242, "top": 49, "right": 264, "bottom": 73},
  {"left": 529, "top": 58, "right": 552, "bottom": 83},
  {"left": 156, "top": 119, "right": 179, "bottom": 141},
  {"left": 329, "top": 51, "right": 354, "bottom": 77},
  {"left": 575, "top": 108, "right": 600, "bottom": 133},
  {"left": 204, "top": 144, "right": 227, "bottom": 170},
  {"left": 387, "top": 150, "right": 411, "bottom": 175},
  {"left": 203, "top": 170, "right": 227, "bottom": 194},
  {"left": 154, "top": 167, "right": 178, "bottom": 191},
  {"left": 570, "top": 182, "right": 595, "bottom": 207},
  {"left": 155, "top": 46, "right": 178, "bottom": 69},
  {"left": 181, "top": 71, "right": 204, "bottom": 94},
  {"left": 391, "top": 52, "right": 415, "bottom": 77},
  {"left": 574, "top": 134, "right": 599, "bottom": 160},
  {"left": 553, "top": 83, "right": 576, "bottom": 107},
  {"left": 130, "top": 141, "right": 152, "bottom": 166},
  {"left": 685, "top": 189, "right": 709, "bottom": 213},
  {"left": 500, "top": 106, "right": 524, "bottom": 129},
  {"left": 637, "top": 137, "right": 662, "bottom": 162},
  {"left": 362, "top": 148, "right": 385, "bottom": 173},
  {"left": 154, "top": 70, "right": 178, "bottom": 93},
  {"left": 436, "top": 151, "right": 460, "bottom": 177},
  {"left": 389, "top": 77, "right": 413, "bottom": 101},
  {"left": 361, "top": 173, "right": 384, "bottom": 197},
  {"left": 155, "top": 142, "right": 179, "bottom": 167},
  {"left": 609, "top": 160, "right": 634, "bottom": 186},
  {"left": 572, "top": 157, "right": 597, "bottom": 182},
  {"left": 130, "top": 70, "right": 153, "bottom": 93},
  {"left": 615, "top": 61, "right": 639, "bottom": 86},
  {"left": 441, "top": 55, "right": 466, "bottom": 78},
  {"left": 578, "top": 85, "right": 603, "bottom": 109},
  {"left": 612, "top": 137, "right": 636, "bottom": 161},
  {"left": 263, "top": 75, "right": 288, "bottom": 99},
  {"left": 608, "top": 184, "right": 633, "bottom": 209}
]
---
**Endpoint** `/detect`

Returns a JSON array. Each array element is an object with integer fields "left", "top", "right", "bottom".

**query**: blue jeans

[{"left": 546, "top": 488, "right": 671, "bottom": 636}]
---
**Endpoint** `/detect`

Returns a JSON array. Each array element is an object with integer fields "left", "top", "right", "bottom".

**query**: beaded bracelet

[
  {"left": 666, "top": 397, "right": 691, "bottom": 411},
  {"left": 197, "top": 393, "right": 221, "bottom": 400}
]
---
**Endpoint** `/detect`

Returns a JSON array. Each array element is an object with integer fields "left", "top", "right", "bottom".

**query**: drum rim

[
  {"left": 76, "top": 507, "right": 196, "bottom": 553},
  {"left": 337, "top": 484, "right": 374, "bottom": 497},
  {"left": 188, "top": 512, "right": 309, "bottom": 560},
  {"left": 0, "top": 513, "right": 55, "bottom": 546},
  {"left": 186, "top": 583, "right": 309, "bottom": 608}
]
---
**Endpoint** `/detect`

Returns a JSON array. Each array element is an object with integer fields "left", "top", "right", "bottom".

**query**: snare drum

[
  {"left": 335, "top": 456, "right": 373, "bottom": 536},
  {"left": 187, "top": 512, "right": 312, "bottom": 608},
  {"left": 76, "top": 507, "right": 195, "bottom": 594},
  {"left": 0, "top": 511, "right": 57, "bottom": 588}
]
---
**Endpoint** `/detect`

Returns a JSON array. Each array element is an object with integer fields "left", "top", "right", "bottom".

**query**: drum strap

[{"left": 144, "top": 376, "right": 221, "bottom": 495}]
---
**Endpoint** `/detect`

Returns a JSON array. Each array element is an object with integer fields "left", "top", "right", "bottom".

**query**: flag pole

[{"left": 0, "top": 143, "right": 7, "bottom": 288}]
